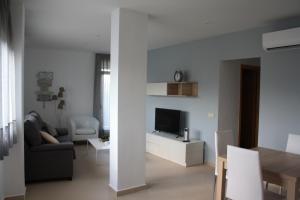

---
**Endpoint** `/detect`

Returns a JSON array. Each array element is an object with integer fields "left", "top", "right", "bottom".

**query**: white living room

[{"left": 1, "top": 0, "right": 300, "bottom": 200}]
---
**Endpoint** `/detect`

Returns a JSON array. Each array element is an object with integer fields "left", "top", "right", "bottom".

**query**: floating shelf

[{"left": 147, "top": 82, "right": 198, "bottom": 97}]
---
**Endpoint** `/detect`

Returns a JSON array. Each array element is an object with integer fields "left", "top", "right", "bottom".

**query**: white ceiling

[{"left": 25, "top": 0, "right": 300, "bottom": 53}]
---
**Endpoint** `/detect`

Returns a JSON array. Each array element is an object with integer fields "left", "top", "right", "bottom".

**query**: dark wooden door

[{"left": 239, "top": 65, "right": 260, "bottom": 149}]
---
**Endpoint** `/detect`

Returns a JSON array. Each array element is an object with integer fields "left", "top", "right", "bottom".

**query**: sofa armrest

[
  {"left": 30, "top": 142, "right": 73, "bottom": 152},
  {"left": 26, "top": 142, "right": 74, "bottom": 182},
  {"left": 56, "top": 128, "right": 68, "bottom": 136}
]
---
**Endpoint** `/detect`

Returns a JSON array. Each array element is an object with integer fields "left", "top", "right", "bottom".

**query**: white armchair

[{"left": 69, "top": 116, "right": 99, "bottom": 141}]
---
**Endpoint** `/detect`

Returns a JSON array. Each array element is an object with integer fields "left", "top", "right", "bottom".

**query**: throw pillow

[{"left": 40, "top": 131, "right": 60, "bottom": 144}]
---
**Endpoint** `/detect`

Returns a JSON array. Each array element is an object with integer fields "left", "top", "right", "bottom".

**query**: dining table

[{"left": 215, "top": 147, "right": 300, "bottom": 200}]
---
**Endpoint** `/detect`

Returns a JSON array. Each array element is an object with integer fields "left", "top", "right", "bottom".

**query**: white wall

[
  {"left": 0, "top": 161, "right": 3, "bottom": 200},
  {"left": 218, "top": 61, "right": 240, "bottom": 142},
  {"left": 110, "top": 8, "right": 147, "bottom": 191},
  {"left": 0, "top": 0, "right": 26, "bottom": 199},
  {"left": 24, "top": 48, "right": 95, "bottom": 127}
]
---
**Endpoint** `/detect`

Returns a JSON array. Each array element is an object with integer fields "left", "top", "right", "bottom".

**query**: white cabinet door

[{"left": 147, "top": 83, "right": 167, "bottom": 96}]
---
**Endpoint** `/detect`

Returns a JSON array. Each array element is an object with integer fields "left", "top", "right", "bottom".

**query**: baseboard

[
  {"left": 205, "top": 161, "right": 215, "bottom": 169},
  {"left": 109, "top": 184, "right": 148, "bottom": 197},
  {"left": 4, "top": 195, "right": 25, "bottom": 200},
  {"left": 4, "top": 187, "right": 26, "bottom": 200}
]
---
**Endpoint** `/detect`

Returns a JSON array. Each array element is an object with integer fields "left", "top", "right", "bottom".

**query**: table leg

[
  {"left": 286, "top": 180, "right": 298, "bottom": 200},
  {"left": 87, "top": 140, "right": 89, "bottom": 152},
  {"left": 215, "top": 158, "right": 226, "bottom": 200},
  {"left": 96, "top": 150, "right": 98, "bottom": 163}
]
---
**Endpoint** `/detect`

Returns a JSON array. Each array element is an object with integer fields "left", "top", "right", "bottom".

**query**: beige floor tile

[{"left": 26, "top": 145, "right": 214, "bottom": 200}]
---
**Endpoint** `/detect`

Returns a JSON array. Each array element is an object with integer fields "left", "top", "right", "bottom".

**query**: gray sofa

[{"left": 24, "top": 111, "right": 75, "bottom": 183}]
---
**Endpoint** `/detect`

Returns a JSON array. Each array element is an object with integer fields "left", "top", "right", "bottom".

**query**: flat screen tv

[{"left": 155, "top": 108, "right": 181, "bottom": 135}]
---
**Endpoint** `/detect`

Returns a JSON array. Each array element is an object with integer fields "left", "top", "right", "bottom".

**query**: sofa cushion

[
  {"left": 57, "top": 135, "right": 70, "bottom": 143},
  {"left": 75, "top": 128, "right": 96, "bottom": 135},
  {"left": 24, "top": 114, "right": 41, "bottom": 131},
  {"left": 55, "top": 128, "right": 68, "bottom": 137},
  {"left": 24, "top": 120, "right": 42, "bottom": 146},
  {"left": 41, "top": 131, "right": 60, "bottom": 144},
  {"left": 27, "top": 111, "right": 47, "bottom": 131},
  {"left": 44, "top": 123, "right": 58, "bottom": 137}
]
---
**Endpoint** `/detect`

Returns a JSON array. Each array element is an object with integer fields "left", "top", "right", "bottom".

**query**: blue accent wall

[{"left": 147, "top": 17, "right": 300, "bottom": 164}]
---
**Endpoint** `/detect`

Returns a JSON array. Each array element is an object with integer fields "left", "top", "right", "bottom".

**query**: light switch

[{"left": 208, "top": 112, "right": 214, "bottom": 118}]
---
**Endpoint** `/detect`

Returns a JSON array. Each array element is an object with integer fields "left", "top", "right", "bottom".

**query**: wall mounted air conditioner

[{"left": 262, "top": 27, "right": 300, "bottom": 51}]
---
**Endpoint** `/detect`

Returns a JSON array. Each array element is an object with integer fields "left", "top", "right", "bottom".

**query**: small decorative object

[
  {"left": 57, "top": 100, "right": 65, "bottom": 110},
  {"left": 53, "top": 87, "right": 66, "bottom": 128},
  {"left": 57, "top": 87, "right": 65, "bottom": 98},
  {"left": 174, "top": 70, "right": 183, "bottom": 82},
  {"left": 36, "top": 71, "right": 54, "bottom": 108},
  {"left": 183, "top": 128, "right": 190, "bottom": 142},
  {"left": 52, "top": 95, "right": 58, "bottom": 101}
]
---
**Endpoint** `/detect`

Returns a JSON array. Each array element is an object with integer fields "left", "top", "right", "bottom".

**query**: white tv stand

[{"left": 146, "top": 132, "right": 204, "bottom": 167}]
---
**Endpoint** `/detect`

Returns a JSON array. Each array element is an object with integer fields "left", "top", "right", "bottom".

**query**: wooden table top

[{"left": 219, "top": 147, "right": 300, "bottom": 180}]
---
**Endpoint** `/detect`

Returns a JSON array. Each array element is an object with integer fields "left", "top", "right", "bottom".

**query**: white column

[{"left": 109, "top": 8, "right": 148, "bottom": 192}]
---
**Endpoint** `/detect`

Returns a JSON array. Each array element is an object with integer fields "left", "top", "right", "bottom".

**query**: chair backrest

[
  {"left": 215, "top": 130, "right": 234, "bottom": 175},
  {"left": 226, "top": 145, "right": 264, "bottom": 200},
  {"left": 286, "top": 134, "right": 300, "bottom": 155},
  {"left": 70, "top": 116, "right": 96, "bottom": 128}
]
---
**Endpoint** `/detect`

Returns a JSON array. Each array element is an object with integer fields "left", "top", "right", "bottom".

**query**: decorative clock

[{"left": 174, "top": 70, "right": 183, "bottom": 82}]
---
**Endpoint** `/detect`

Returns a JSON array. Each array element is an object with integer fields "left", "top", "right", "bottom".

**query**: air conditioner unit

[{"left": 262, "top": 27, "right": 300, "bottom": 51}]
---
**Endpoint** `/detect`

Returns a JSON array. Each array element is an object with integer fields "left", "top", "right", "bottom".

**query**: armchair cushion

[{"left": 75, "top": 128, "right": 96, "bottom": 135}]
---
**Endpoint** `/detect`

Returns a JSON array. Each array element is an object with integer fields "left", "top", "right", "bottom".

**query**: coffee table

[{"left": 87, "top": 138, "right": 110, "bottom": 163}]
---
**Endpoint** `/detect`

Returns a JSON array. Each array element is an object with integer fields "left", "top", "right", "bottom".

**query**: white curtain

[
  {"left": 101, "top": 70, "right": 110, "bottom": 131},
  {"left": 0, "top": 0, "right": 17, "bottom": 160}
]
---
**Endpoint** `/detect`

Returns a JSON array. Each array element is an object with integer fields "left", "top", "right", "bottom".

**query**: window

[
  {"left": 0, "top": 0, "right": 18, "bottom": 160},
  {"left": 101, "top": 68, "right": 110, "bottom": 131}
]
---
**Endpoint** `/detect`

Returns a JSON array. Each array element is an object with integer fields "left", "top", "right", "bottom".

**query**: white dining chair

[
  {"left": 213, "top": 130, "right": 234, "bottom": 198},
  {"left": 286, "top": 133, "right": 300, "bottom": 155},
  {"left": 214, "top": 130, "right": 234, "bottom": 176},
  {"left": 226, "top": 145, "right": 283, "bottom": 200},
  {"left": 271, "top": 133, "right": 300, "bottom": 194},
  {"left": 266, "top": 134, "right": 300, "bottom": 195}
]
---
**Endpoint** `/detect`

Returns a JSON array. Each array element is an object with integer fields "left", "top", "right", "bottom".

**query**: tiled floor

[{"left": 26, "top": 145, "right": 214, "bottom": 200}]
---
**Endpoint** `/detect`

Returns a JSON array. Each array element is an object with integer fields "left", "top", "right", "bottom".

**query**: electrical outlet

[{"left": 208, "top": 112, "right": 214, "bottom": 118}]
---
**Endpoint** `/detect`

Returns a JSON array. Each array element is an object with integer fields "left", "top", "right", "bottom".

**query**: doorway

[
  {"left": 218, "top": 58, "right": 260, "bottom": 147},
  {"left": 239, "top": 65, "right": 260, "bottom": 149}
]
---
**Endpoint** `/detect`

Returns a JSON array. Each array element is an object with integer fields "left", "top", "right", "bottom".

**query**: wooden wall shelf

[{"left": 147, "top": 82, "right": 198, "bottom": 97}]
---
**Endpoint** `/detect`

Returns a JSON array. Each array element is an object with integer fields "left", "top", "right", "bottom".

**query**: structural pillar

[{"left": 109, "top": 8, "right": 148, "bottom": 193}]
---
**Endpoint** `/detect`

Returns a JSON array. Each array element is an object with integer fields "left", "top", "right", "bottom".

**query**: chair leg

[
  {"left": 279, "top": 186, "right": 283, "bottom": 195},
  {"left": 265, "top": 181, "right": 269, "bottom": 190},
  {"left": 213, "top": 175, "right": 216, "bottom": 200}
]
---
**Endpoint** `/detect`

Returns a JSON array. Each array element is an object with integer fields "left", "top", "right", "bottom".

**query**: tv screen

[{"left": 155, "top": 108, "right": 181, "bottom": 135}]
